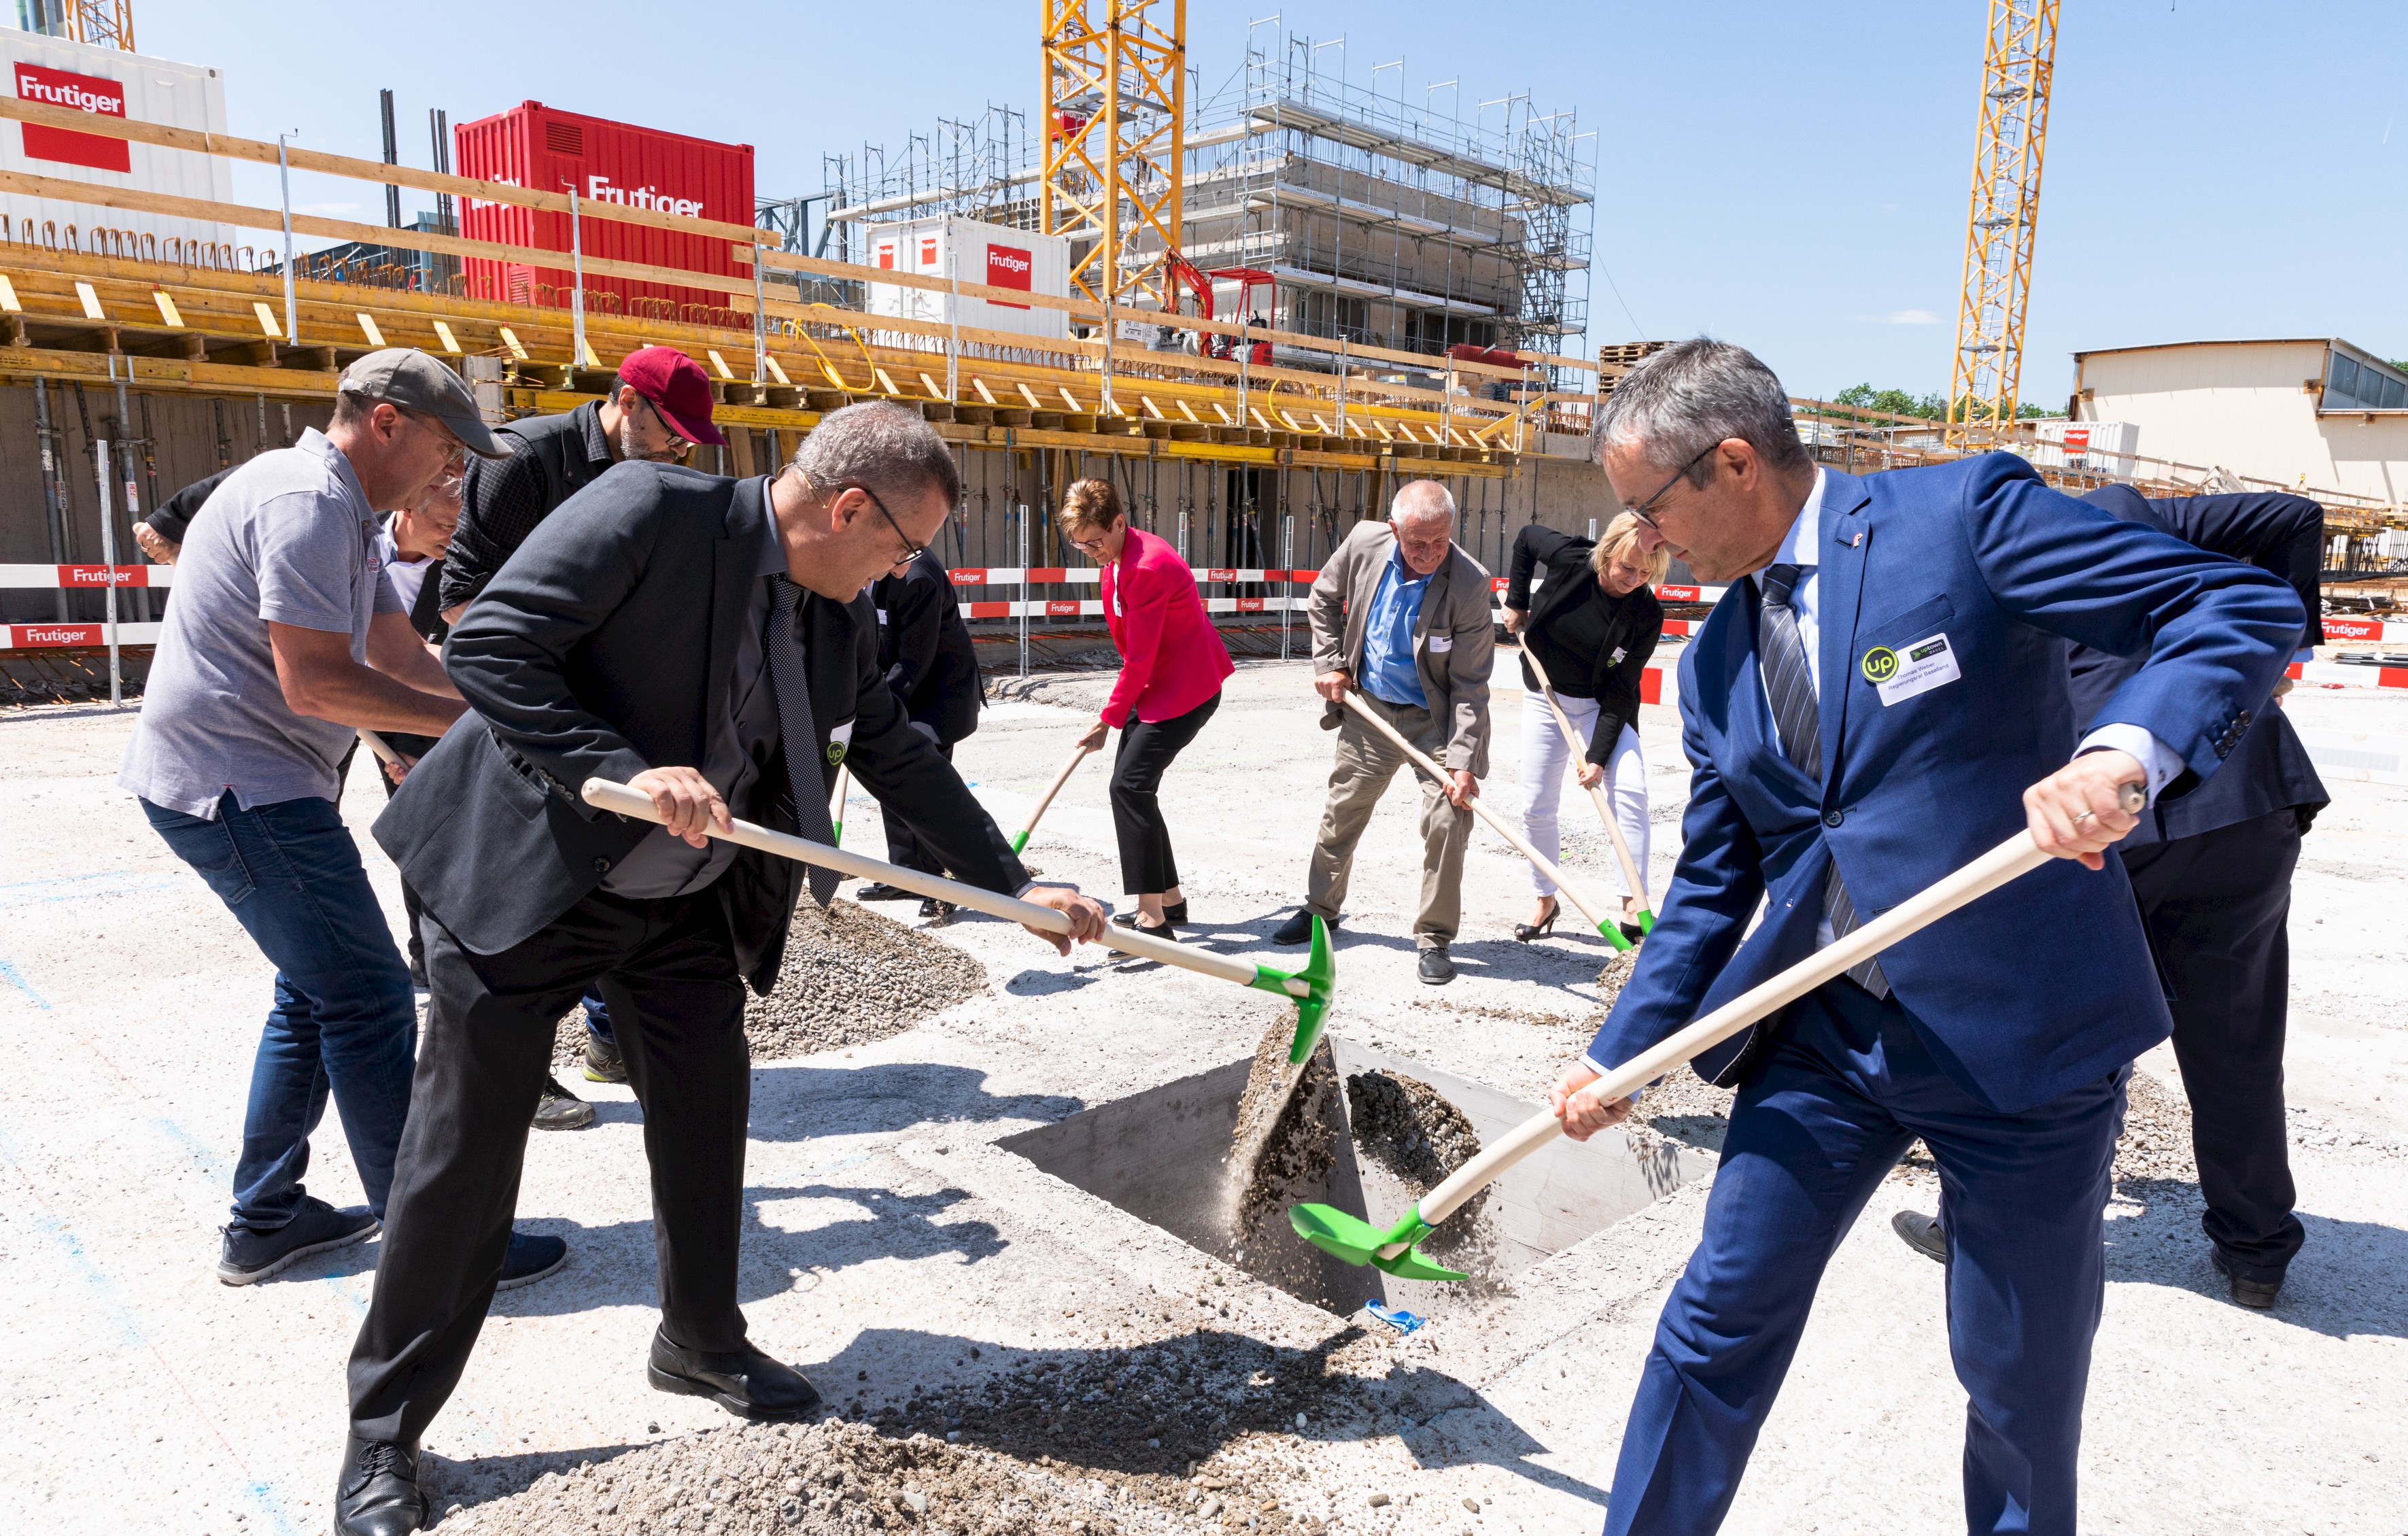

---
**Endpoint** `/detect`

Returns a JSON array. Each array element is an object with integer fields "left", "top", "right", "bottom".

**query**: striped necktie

[
  {"left": 1758, "top": 564, "right": 1889, "bottom": 999},
  {"left": 767, "top": 576, "right": 840, "bottom": 908}
]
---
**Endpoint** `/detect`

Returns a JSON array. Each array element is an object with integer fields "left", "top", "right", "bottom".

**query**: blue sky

[{"left": 138, "top": 1, "right": 2401, "bottom": 405}]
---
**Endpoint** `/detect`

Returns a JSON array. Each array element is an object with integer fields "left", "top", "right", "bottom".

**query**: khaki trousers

[{"left": 1305, "top": 694, "right": 1470, "bottom": 947}]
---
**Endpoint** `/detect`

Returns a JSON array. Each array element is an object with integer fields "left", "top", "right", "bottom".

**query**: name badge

[
  {"left": 876, "top": 609, "right": 889, "bottom": 626},
  {"left": 1609, "top": 646, "right": 1628, "bottom": 666},
  {"left": 1865, "top": 633, "right": 1961, "bottom": 706},
  {"left": 825, "top": 719, "right": 857, "bottom": 764},
  {"left": 1428, "top": 633, "right": 1454, "bottom": 653}
]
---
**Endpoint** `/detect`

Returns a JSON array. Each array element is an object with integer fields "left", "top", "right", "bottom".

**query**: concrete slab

[{"left": 3, "top": 661, "right": 2403, "bottom": 1535}]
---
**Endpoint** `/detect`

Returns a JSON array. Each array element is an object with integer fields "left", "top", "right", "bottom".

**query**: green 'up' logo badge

[
  {"left": 825, "top": 740, "right": 848, "bottom": 766},
  {"left": 1861, "top": 647, "right": 1899, "bottom": 684}
]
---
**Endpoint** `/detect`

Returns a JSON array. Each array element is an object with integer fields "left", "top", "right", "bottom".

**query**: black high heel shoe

[
  {"left": 1163, "top": 900, "right": 1189, "bottom": 925},
  {"left": 1513, "top": 901, "right": 1560, "bottom": 942}
]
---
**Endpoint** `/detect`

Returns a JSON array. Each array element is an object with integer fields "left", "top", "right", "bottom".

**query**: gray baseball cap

[{"left": 338, "top": 349, "right": 508, "bottom": 458}]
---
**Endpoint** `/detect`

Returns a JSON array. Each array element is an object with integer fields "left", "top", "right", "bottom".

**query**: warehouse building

[{"left": 2070, "top": 338, "right": 2408, "bottom": 507}]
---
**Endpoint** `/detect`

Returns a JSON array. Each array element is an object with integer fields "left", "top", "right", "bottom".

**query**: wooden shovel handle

[
  {"left": 1517, "top": 643, "right": 1649, "bottom": 909},
  {"left": 1337, "top": 689, "right": 1618, "bottom": 934},
  {"left": 1400, "top": 787, "right": 2142, "bottom": 1240},
  {"left": 1016, "top": 741, "right": 1097, "bottom": 842}
]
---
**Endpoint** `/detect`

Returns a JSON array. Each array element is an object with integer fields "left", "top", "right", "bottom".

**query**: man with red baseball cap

[{"left": 435, "top": 343, "right": 727, "bottom": 1127}]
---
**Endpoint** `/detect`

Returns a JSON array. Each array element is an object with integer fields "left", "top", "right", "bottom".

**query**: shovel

[
  {"left": 1515, "top": 643, "right": 1654, "bottom": 934},
  {"left": 828, "top": 764, "right": 851, "bottom": 845},
  {"left": 1338, "top": 690, "right": 1633, "bottom": 951},
  {"left": 582, "top": 776, "right": 1336, "bottom": 1062},
  {"left": 1010, "top": 741, "right": 1097, "bottom": 855},
  {"left": 1290, "top": 783, "right": 2145, "bottom": 1282},
  {"left": 356, "top": 728, "right": 405, "bottom": 770}
]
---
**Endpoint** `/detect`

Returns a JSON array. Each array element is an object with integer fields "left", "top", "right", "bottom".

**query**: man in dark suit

[
  {"left": 1549, "top": 341, "right": 2302, "bottom": 1536},
  {"left": 853, "top": 547, "right": 986, "bottom": 915},
  {"left": 334, "top": 401, "right": 1107, "bottom": 1535},
  {"left": 1894, "top": 488, "right": 2327, "bottom": 1310}
]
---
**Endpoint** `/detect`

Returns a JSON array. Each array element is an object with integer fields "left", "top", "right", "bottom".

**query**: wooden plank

[{"left": 0, "top": 95, "right": 770, "bottom": 248}]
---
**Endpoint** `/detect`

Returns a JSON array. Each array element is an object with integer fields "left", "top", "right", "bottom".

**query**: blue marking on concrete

[
  {"left": 0, "top": 957, "right": 51, "bottom": 1010},
  {"left": 0, "top": 870, "right": 174, "bottom": 908}
]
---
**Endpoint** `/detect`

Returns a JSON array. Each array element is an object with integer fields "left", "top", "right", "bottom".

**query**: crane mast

[{"left": 1947, "top": 0, "right": 2059, "bottom": 445}]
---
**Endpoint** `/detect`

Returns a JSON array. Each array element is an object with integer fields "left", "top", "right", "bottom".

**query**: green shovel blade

[
  {"left": 1249, "top": 915, "right": 1336, "bottom": 1064},
  {"left": 1635, "top": 908, "right": 1655, "bottom": 935},
  {"left": 1597, "top": 918, "right": 1634, "bottom": 952},
  {"left": 1288, "top": 1202, "right": 1467, "bottom": 1284}
]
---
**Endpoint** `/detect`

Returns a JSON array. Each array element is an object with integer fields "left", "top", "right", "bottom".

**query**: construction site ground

[{"left": 3, "top": 655, "right": 2403, "bottom": 1535}]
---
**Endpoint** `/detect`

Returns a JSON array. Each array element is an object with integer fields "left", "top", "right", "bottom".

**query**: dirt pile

[
  {"left": 1595, "top": 944, "right": 1641, "bottom": 1007},
  {"left": 436, "top": 1328, "right": 1451, "bottom": 1536},
  {"left": 1227, "top": 1024, "right": 1340, "bottom": 1240},
  {"left": 556, "top": 900, "right": 986, "bottom": 1070},
  {"left": 1344, "top": 1070, "right": 1485, "bottom": 1216}
]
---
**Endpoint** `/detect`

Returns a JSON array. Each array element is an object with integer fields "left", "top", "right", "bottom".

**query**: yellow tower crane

[
  {"left": 1039, "top": 0, "right": 1186, "bottom": 311},
  {"left": 23, "top": 0, "right": 136, "bottom": 50},
  {"left": 1946, "top": 0, "right": 2059, "bottom": 446}
]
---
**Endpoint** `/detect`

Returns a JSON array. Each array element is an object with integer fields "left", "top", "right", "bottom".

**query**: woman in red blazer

[{"left": 1064, "top": 478, "right": 1234, "bottom": 938}]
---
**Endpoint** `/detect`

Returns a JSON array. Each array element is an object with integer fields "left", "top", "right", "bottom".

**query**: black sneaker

[
  {"left": 583, "top": 1034, "right": 629, "bottom": 1085},
  {"left": 856, "top": 883, "right": 918, "bottom": 902},
  {"left": 533, "top": 1074, "right": 595, "bottom": 1131},
  {"left": 216, "top": 1196, "right": 378, "bottom": 1286},
  {"left": 496, "top": 1230, "right": 569, "bottom": 1291},
  {"left": 1272, "top": 909, "right": 1335, "bottom": 946},
  {"left": 918, "top": 898, "right": 954, "bottom": 920}
]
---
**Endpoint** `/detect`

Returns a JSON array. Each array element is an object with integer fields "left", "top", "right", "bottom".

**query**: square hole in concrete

[{"left": 999, "top": 1037, "right": 1713, "bottom": 1316}]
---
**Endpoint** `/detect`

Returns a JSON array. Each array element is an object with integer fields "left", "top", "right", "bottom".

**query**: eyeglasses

[
  {"left": 397, "top": 407, "right": 469, "bottom": 471},
  {"left": 1624, "top": 441, "right": 1720, "bottom": 531},
  {"left": 640, "top": 394, "right": 694, "bottom": 454},
  {"left": 848, "top": 482, "right": 927, "bottom": 564}
]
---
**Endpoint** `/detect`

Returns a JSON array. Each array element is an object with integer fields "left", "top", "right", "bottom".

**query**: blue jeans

[
  {"left": 581, "top": 988, "right": 615, "bottom": 1042},
  {"left": 143, "top": 792, "right": 417, "bottom": 1231},
  {"left": 1604, "top": 981, "right": 2126, "bottom": 1536}
]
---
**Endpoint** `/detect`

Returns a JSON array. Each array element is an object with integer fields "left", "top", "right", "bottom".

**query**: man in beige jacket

[{"left": 1272, "top": 480, "right": 1494, "bottom": 983}]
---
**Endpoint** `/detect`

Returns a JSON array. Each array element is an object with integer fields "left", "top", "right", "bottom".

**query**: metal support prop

[
  {"left": 33, "top": 377, "right": 68, "bottom": 621},
  {"left": 751, "top": 228, "right": 766, "bottom": 384},
  {"left": 92, "top": 436, "right": 121, "bottom": 706},
  {"left": 567, "top": 186, "right": 587, "bottom": 371},
  {"left": 945, "top": 244, "right": 960, "bottom": 403},
  {"left": 1017, "top": 505, "right": 1030, "bottom": 679},
  {"left": 277, "top": 135, "right": 298, "bottom": 347},
  {"left": 111, "top": 358, "right": 142, "bottom": 624},
  {"left": 1280, "top": 514, "right": 1294, "bottom": 661}
]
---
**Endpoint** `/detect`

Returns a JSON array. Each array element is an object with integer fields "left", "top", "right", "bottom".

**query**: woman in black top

[{"left": 1500, "top": 511, "right": 1668, "bottom": 940}]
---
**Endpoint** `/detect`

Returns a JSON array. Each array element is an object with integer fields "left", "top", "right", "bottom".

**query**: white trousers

[{"left": 1519, "top": 687, "right": 1648, "bottom": 901}]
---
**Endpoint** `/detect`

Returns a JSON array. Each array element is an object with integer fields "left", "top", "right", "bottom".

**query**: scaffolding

[{"left": 803, "top": 16, "right": 1594, "bottom": 378}]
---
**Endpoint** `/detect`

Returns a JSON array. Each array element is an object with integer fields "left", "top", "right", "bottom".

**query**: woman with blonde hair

[
  {"left": 1499, "top": 510, "right": 1668, "bottom": 941},
  {"left": 1062, "top": 478, "right": 1234, "bottom": 936}
]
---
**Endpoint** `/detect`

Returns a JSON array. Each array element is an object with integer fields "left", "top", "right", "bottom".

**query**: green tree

[{"left": 1832, "top": 383, "right": 2059, "bottom": 422}]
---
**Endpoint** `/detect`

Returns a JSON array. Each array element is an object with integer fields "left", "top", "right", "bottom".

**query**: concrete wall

[
  {"left": 0, "top": 382, "right": 330, "bottom": 624},
  {"left": 2074, "top": 341, "right": 2408, "bottom": 504}
]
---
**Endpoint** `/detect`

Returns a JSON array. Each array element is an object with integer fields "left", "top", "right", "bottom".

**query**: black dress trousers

[
  {"left": 883, "top": 740, "right": 952, "bottom": 876},
  {"left": 347, "top": 887, "right": 753, "bottom": 1447},
  {"left": 1110, "top": 690, "right": 1220, "bottom": 894},
  {"left": 2119, "top": 805, "right": 2305, "bottom": 1280}
]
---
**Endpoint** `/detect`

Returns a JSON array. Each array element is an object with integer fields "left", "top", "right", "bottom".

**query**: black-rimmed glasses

[
  {"left": 849, "top": 482, "right": 927, "bottom": 564},
  {"left": 1625, "top": 441, "right": 1719, "bottom": 530}
]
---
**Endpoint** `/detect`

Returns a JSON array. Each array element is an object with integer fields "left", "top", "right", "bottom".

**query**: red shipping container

[{"left": 453, "top": 101, "right": 753, "bottom": 322}]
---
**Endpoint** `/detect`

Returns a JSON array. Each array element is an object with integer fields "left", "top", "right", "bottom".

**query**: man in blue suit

[
  {"left": 1894, "top": 488, "right": 2328, "bottom": 1308},
  {"left": 1548, "top": 341, "right": 2304, "bottom": 1536}
]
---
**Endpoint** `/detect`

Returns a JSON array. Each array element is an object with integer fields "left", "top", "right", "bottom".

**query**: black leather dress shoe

[
  {"left": 647, "top": 1329, "right": 822, "bottom": 1417},
  {"left": 2212, "top": 1248, "right": 2282, "bottom": 1309},
  {"left": 1891, "top": 1210, "right": 1948, "bottom": 1265},
  {"left": 1417, "top": 944, "right": 1455, "bottom": 985},
  {"left": 855, "top": 882, "right": 917, "bottom": 902},
  {"left": 334, "top": 1435, "right": 426, "bottom": 1536},
  {"left": 1272, "top": 908, "right": 1335, "bottom": 946}
]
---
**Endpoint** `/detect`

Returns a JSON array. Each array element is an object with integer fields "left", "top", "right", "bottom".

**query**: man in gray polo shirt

[{"left": 121, "top": 352, "right": 559, "bottom": 1288}]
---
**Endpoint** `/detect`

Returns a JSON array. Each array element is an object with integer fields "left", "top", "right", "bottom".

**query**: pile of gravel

[
  {"left": 440, "top": 1327, "right": 1451, "bottom": 1535},
  {"left": 1343, "top": 1071, "right": 1483, "bottom": 1201},
  {"left": 1596, "top": 944, "right": 1641, "bottom": 1008},
  {"left": 1228, "top": 1026, "right": 1340, "bottom": 1240},
  {"left": 554, "top": 900, "right": 986, "bottom": 1069}
]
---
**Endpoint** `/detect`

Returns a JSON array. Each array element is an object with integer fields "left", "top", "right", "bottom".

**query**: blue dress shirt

[{"left": 1360, "top": 543, "right": 1433, "bottom": 708}]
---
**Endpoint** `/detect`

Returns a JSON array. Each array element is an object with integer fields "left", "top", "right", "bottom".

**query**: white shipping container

[
  {"left": 860, "top": 216, "right": 1069, "bottom": 343},
  {"left": 0, "top": 33, "right": 233, "bottom": 260},
  {"left": 2032, "top": 418, "right": 2139, "bottom": 479}
]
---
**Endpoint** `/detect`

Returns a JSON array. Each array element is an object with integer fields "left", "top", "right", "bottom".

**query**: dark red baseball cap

[{"left": 616, "top": 345, "right": 725, "bottom": 447}]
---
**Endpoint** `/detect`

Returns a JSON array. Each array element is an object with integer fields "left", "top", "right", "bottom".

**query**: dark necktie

[
  {"left": 1758, "top": 563, "right": 1889, "bottom": 999},
  {"left": 766, "top": 576, "right": 840, "bottom": 907}
]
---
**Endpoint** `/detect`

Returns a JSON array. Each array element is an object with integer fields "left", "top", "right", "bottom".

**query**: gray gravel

[{"left": 554, "top": 900, "right": 986, "bottom": 1068}]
